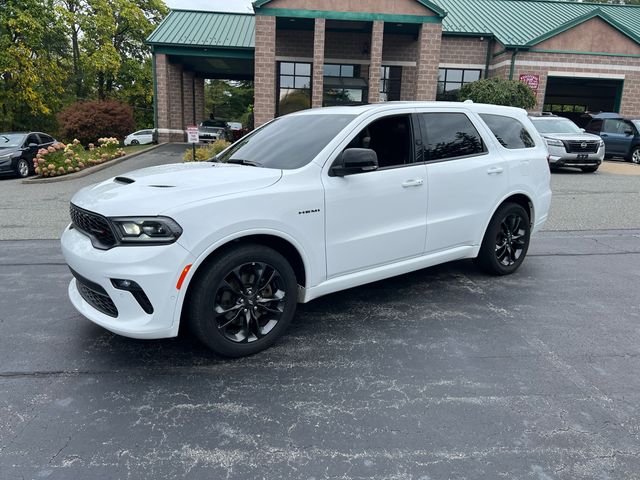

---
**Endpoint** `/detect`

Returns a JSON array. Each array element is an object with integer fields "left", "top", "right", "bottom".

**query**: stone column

[
  {"left": 415, "top": 23, "right": 442, "bottom": 101},
  {"left": 182, "top": 70, "right": 195, "bottom": 127},
  {"left": 311, "top": 18, "right": 326, "bottom": 108},
  {"left": 155, "top": 54, "right": 170, "bottom": 143},
  {"left": 368, "top": 20, "right": 384, "bottom": 104},
  {"left": 254, "top": 15, "right": 277, "bottom": 127},
  {"left": 195, "top": 76, "right": 205, "bottom": 125}
]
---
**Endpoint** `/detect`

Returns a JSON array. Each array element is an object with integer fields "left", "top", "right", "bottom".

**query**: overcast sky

[{"left": 165, "top": 0, "right": 254, "bottom": 12}]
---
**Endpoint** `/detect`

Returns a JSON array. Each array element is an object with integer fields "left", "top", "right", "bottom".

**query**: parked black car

[
  {"left": 0, "top": 132, "right": 57, "bottom": 178},
  {"left": 585, "top": 114, "right": 640, "bottom": 164}
]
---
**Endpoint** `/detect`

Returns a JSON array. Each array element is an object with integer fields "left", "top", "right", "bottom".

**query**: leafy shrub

[
  {"left": 33, "top": 138, "right": 125, "bottom": 177},
  {"left": 57, "top": 100, "right": 135, "bottom": 145},
  {"left": 183, "top": 140, "right": 231, "bottom": 162},
  {"left": 458, "top": 78, "right": 537, "bottom": 110}
]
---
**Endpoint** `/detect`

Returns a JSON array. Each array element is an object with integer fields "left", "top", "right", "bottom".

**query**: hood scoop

[
  {"left": 148, "top": 184, "right": 176, "bottom": 188},
  {"left": 114, "top": 176, "right": 135, "bottom": 184}
]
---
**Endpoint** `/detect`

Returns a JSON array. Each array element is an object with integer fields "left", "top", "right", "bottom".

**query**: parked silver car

[{"left": 530, "top": 115, "right": 604, "bottom": 173}]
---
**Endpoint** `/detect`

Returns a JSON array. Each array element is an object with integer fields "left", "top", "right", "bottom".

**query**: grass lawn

[{"left": 122, "top": 144, "right": 154, "bottom": 155}]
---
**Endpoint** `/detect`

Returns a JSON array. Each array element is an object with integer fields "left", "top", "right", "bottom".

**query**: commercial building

[{"left": 147, "top": 0, "right": 640, "bottom": 141}]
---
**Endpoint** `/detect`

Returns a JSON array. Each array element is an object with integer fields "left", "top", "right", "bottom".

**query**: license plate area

[{"left": 577, "top": 154, "right": 589, "bottom": 160}]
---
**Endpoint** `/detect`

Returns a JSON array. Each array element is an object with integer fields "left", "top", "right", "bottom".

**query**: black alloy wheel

[
  {"left": 213, "top": 262, "right": 286, "bottom": 343},
  {"left": 187, "top": 244, "right": 297, "bottom": 357},
  {"left": 477, "top": 202, "right": 531, "bottom": 275}
]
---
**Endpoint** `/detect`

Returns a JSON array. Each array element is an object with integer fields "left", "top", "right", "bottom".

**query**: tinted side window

[
  {"left": 480, "top": 114, "right": 535, "bottom": 149},
  {"left": 345, "top": 115, "right": 413, "bottom": 169},
  {"left": 586, "top": 119, "right": 602, "bottom": 133},
  {"left": 26, "top": 134, "right": 40, "bottom": 145},
  {"left": 420, "top": 113, "right": 486, "bottom": 161},
  {"left": 602, "top": 119, "right": 622, "bottom": 134},
  {"left": 39, "top": 134, "right": 54, "bottom": 144}
]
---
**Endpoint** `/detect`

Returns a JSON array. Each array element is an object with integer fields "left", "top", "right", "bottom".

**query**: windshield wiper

[{"left": 225, "top": 159, "right": 262, "bottom": 167}]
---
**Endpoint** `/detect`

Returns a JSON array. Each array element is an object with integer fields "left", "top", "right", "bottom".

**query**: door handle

[
  {"left": 401, "top": 178, "right": 424, "bottom": 188},
  {"left": 486, "top": 167, "right": 504, "bottom": 175}
]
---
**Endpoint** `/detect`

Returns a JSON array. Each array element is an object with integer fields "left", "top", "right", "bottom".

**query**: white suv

[{"left": 61, "top": 102, "right": 551, "bottom": 357}]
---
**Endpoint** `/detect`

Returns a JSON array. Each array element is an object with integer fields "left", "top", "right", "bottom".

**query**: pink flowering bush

[{"left": 32, "top": 137, "right": 126, "bottom": 178}]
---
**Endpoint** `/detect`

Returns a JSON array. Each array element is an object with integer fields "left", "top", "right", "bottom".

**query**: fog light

[
  {"left": 111, "top": 278, "right": 154, "bottom": 314},
  {"left": 112, "top": 278, "right": 138, "bottom": 290}
]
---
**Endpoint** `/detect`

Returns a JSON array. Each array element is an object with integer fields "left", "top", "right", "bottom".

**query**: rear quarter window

[{"left": 480, "top": 114, "right": 536, "bottom": 149}]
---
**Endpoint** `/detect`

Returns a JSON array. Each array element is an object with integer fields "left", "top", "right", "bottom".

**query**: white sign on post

[{"left": 187, "top": 125, "right": 199, "bottom": 144}]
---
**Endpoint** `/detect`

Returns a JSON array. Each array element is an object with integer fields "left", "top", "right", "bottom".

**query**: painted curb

[{"left": 22, "top": 143, "right": 166, "bottom": 184}]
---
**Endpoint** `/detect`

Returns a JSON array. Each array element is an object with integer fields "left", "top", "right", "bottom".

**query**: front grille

[
  {"left": 70, "top": 268, "right": 118, "bottom": 318},
  {"left": 563, "top": 140, "right": 599, "bottom": 154},
  {"left": 70, "top": 203, "right": 117, "bottom": 249}
]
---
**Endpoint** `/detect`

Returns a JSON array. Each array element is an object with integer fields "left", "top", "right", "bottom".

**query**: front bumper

[
  {"left": 547, "top": 145, "right": 604, "bottom": 167},
  {"left": 61, "top": 225, "right": 192, "bottom": 339}
]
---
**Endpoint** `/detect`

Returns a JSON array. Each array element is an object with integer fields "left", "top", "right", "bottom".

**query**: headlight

[
  {"left": 0, "top": 154, "right": 11, "bottom": 162},
  {"left": 109, "top": 216, "right": 182, "bottom": 245},
  {"left": 599, "top": 140, "right": 605, "bottom": 148},
  {"left": 545, "top": 138, "right": 564, "bottom": 148}
]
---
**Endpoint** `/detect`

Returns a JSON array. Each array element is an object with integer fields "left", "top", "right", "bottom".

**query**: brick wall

[
  {"left": 276, "top": 28, "right": 314, "bottom": 58},
  {"left": 439, "top": 36, "right": 488, "bottom": 67},
  {"left": 311, "top": 19, "right": 326, "bottom": 108},
  {"left": 182, "top": 70, "right": 195, "bottom": 127},
  {"left": 254, "top": 15, "right": 277, "bottom": 127},
  {"left": 368, "top": 21, "right": 384, "bottom": 103},
  {"left": 325, "top": 31, "right": 371, "bottom": 61},
  {"left": 382, "top": 33, "right": 417, "bottom": 62},
  {"left": 195, "top": 76, "right": 205, "bottom": 125},
  {"left": 415, "top": 23, "right": 442, "bottom": 101},
  {"left": 155, "top": 53, "right": 186, "bottom": 142}
]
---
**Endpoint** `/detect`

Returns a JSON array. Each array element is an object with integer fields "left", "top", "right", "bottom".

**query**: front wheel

[
  {"left": 131, "top": 139, "right": 140, "bottom": 146},
  {"left": 477, "top": 202, "right": 531, "bottom": 276},
  {"left": 15, "top": 158, "right": 30, "bottom": 178},
  {"left": 187, "top": 244, "right": 298, "bottom": 357},
  {"left": 629, "top": 147, "right": 640, "bottom": 164}
]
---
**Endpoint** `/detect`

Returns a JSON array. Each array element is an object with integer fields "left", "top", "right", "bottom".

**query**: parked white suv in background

[
  {"left": 61, "top": 102, "right": 551, "bottom": 357},
  {"left": 529, "top": 114, "right": 605, "bottom": 173}
]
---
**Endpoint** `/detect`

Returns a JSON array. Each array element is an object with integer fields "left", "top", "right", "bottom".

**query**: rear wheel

[
  {"left": 15, "top": 158, "right": 30, "bottom": 178},
  {"left": 477, "top": 202, "right": 531, "bottom": 276},
  {"left": 581, "top": 166, "right": 598, "bottom": 173},
  {"left": 131, "top": 139, "right": 140, "bottom": 146},
  {"left": 187, "top": 244, "right": 298, "bottom": 357}
]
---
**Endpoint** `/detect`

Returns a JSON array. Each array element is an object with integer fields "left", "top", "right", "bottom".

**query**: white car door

[
  {"left": 322, "top": 111, "right": 428, "bottom": 278},
  {"left": 419, "top": 109, "right": 510, "bottom": 253}
]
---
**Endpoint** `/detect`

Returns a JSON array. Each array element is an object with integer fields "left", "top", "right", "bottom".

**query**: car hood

[
  {"left": 542, "top": 133, "right": 602, "bottom": 141},
  {"left": 0, "top": 146, "right": 21, "bottom": 156},
  {"left": 71, "top": 162, "right": 283, "bottom": 216}
]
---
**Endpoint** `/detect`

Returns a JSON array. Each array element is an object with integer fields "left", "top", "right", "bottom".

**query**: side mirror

[
  {"left": 624, "top": 129, "right": 633, "bottom": 136},
  {"left": 580, "top": 128, "right": 585, "bottom": 133},
  {"left": 330, "top": 148, "right": 378, "bottom": 177}
]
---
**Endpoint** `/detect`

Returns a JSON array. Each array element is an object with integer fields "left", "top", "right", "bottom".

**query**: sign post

[{"left": 187, "top": 125, "right": 199, "bottom": 162}]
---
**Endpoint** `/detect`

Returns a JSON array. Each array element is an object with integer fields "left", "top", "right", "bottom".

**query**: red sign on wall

[{"left": 519, "top": 74, "right": 540, "bottom": 93}]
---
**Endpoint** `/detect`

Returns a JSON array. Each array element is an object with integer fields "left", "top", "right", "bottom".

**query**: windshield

[
  {"left": 633, "top": 120, "right": 640, "bottom": 131},
  {"left": 0, "top": 133, "right": 26, "bottom": 148},
  {"left": 531, "top": 118, "right": 581, "bottom": 134},
  {"left": 216, "top": 114, "right": 356, "bottom": 169}
]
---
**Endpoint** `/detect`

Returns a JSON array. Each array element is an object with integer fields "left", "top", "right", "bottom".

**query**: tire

[
  {"left": 131, "top": 139, "right": 140, "bottom": 146},
  {"left": 629, "top": 147, "right": 640, "bottom": 165},
  {"left": 187, "top": 244, "right": 298, "bottom": 357},
  {"left": 15, "top": 158, "right": 30, "bottom": 178},
  {"left": 476, "top": 202, "right": 531, "bottom": 276},
  {"left": 581, "top": 166, "right": 598, "bottom": 173}
]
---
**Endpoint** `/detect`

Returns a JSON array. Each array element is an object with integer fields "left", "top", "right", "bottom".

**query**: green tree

[
  {"left": 0, "top": 0, "right": 69, "bottom": 131},
  {"left": 458, "top": 78, "right": 537, "bottom": 110},
  {"left": 205, "top": 80, "right": 254, "bottom": 122}
]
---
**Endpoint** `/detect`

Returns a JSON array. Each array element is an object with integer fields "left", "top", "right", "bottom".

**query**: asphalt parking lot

[{"left": 1, "top": 148, "right": 640, "bottom": 478}]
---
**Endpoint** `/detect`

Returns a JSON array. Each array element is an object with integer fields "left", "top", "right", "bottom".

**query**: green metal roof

[
  {"left": 148, "top": 1, "right": 640, "bottom": 50},
  {"left": 433, "top": 0, "right": 640, "bottom": 47},
  {"left": 147, "top": 10, "right": 255, "bottom": 48}
]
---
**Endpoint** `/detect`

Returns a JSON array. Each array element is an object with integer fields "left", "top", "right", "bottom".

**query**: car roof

[
  {"left": 591, "top": 112, "right": 623, "bottom": 119},
  {"left": 289, "top": 101, "right": 527, "bottom": 117}
]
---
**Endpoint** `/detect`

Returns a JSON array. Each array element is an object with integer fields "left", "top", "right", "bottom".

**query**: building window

[
  {"left": 437, "top": 68, "right": 481, "bottom": 101},
  {"left": 544, "top": 104, "right": 587, "bottom": 114},
  {"left": 380, "top": 66, "right": 402, "bottom": 102},
  {"left": 278, "top": 62, "right": 311, "bottom": 116},
  {"left": 323, "top": 63, "right": 367, "bottom": 107}
]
